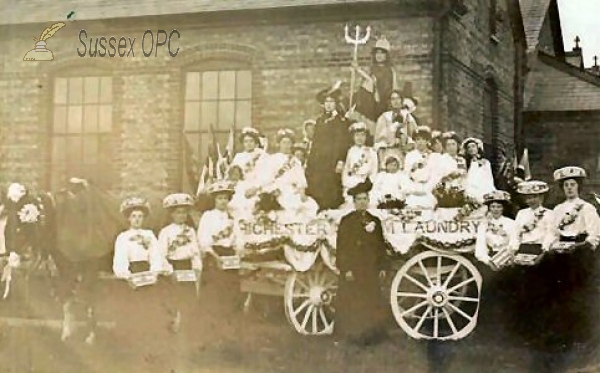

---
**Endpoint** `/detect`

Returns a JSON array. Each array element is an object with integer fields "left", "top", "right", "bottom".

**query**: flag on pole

[
  {"left": 196, "top": 163, "right": 208, "bottom": 196},
  {"left": 215, "top": 143, "right": 224, "bottom": 180},
  {"left": 518, "top": 148, "right": 532, "bottom": 181},
  {"left": 225, "top": 126, "right": 235, "bottom": 162}
]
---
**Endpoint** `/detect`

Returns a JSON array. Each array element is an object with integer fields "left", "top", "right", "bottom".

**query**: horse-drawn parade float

[{"left": 0, "top": 23, "right": 599, "bottom": 373}]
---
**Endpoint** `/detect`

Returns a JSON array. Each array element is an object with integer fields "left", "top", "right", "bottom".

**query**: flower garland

[
  {"left": 558, "top": 204, "right": 584, "bottom": 231},
  {"left": 419, "top": 236, "right": 476, "bottom": 251},
  {"left": 168, "top": 226, "right": 193, "bottom": 254},
  {"left": 433, "top": 171, "right": 466, "bottom": 208},
  {"left": 486, "top": 219, "right": 509, "bottom": 249},
  {"left": 242, "top": 151, "right": 263, "bottom": 176},
  {"left": 244, "top": 236, "right": 333, "bottom": 254},
  {"left": 453, "top": 198, "right": 481, "bottom": 221},
  {"left": 519, "top": 209, "right": 547, "bottom": 239},
  {"left": 274, "top": 156, "right": 296, "bottom": 180},
  {"left": 213, "top": 224, "right": 234, "bottom": 243}
]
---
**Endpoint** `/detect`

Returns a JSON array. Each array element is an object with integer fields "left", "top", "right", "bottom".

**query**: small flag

[
  {"left": 225, "top": 126, "right": 235, "bottom": 162},
  {"left": 518, "top": 148, "right": 532, "bottom": 181},
  {"left": 196, "top": 164, "right": 208, "bottom": 196}
]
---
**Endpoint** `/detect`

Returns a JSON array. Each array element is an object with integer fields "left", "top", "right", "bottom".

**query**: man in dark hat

[
  {"left": 306, "top": 82, "right": 353, "bottom": 211},
  {"left": 333, "top": 178, "right": 389, "bottom": 346}
]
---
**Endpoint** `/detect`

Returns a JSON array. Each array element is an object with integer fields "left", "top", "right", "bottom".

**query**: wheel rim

[
  {"left": 284, "top": 267, "right": 337, "bottom": 335},
  {"left": 390, "top": 251, "right": 482, "bottom": 341}
]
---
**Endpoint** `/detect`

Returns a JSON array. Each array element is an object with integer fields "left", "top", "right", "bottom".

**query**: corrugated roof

[
  {"left": 526, "top": 52, "right": 600, "bottom": 111},
  {"left": 1, "top": 0, "right": 388, "bottom": 26},
  {"left": 518, "top": 0, "right": 552, "bottom": 52}
]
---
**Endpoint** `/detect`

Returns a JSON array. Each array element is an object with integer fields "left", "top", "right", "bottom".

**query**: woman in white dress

[
  {"left": 228, "top": 127, "right": 270, "bottom": 221},
  {"left": 156, "top": 193, "right": 202, "bottom": 333},
  {"left": 263, "top": 129, "right": 318, "bottom": 222},
  {"left": 461, "top": 137, "right": 496, "bottom": 203},
  {"left": 441, "top": 131, "right": 467, "bottom": 171},
  {"left": 403, "top": 126, "right": 437, "bottom": 209}
]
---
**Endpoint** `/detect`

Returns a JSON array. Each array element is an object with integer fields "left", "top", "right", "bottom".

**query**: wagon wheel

[
  {"left": 284, "top": 265, "right": 337, "bottom": 336},
  {"left": 390, "top": 251, "right": 482, "bottom": 341}
]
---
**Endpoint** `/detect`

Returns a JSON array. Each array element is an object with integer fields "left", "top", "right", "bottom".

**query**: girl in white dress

[
  {"left": 461, "top": 137, "right": 496, "bottom": 203},
  {"left": 228, "top": 127, "right": 270, "bottom": 221},
  {"left": 371, "top": 155, "right": 409, "bottom": 209},
  {"left": 342, "top": 122, "right": 379, "bottom": 204},
  {"left": 262, "top": 129, "right": 319, "bottom": 223},
  {"left": 441, "top": 131, "right": 467, "bottom": 171},
  {"left": 404, "top": 126, "right": 437, "bottom": 209}
]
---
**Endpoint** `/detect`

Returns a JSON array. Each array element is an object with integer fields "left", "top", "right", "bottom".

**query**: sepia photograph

[{"left": 0, "top": 0, "right": 599, "bottom": 372}]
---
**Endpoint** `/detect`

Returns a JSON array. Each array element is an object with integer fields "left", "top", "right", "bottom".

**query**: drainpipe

[{"left": 432, "top": 0, "right": 453, "bottom": 130}]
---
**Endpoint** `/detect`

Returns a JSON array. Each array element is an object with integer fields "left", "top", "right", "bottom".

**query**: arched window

[
  {"left": 50, "top": 74, "right": 114, "bottom": 190},
  {"left": 182, "top": 60, "right": 252, "bottom": 187},
  {"left": 483, "top": 77, "right": 500, "bottom": 166}
]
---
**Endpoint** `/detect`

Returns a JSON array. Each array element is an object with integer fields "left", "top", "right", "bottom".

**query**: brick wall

[
  {"left": 0, "top": 3, "right": 518, "bottom": 198},
  {"left": 442, "top": 0, "right": 517, "bottom": 157}
]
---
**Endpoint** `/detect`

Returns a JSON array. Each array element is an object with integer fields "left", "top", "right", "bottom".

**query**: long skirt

[{"left": 333, "top": 270, "right": 389, "bottom": 344}]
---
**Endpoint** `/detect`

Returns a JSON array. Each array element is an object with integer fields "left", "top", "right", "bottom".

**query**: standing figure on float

[
  {"left": 341, "top": 122, "right": 378, "bottom": 206},
  {"left": 441, "top": 131, "right": 467, "bottom": 171},
  {"left": 228, "top": 127, "right": 270, "bottom": 220},
  {"left": 372, "top": 88, "right": 418, "bottom": 170},
  {"left": 263, "top": 128, "right": 319, "bottom": 223},
  {"left": 461, "top": 137, "right": 496, "bottom": 203},
  {"left": 403, "top": 126, "right": 437, "bottom": 209},
  {"left": 305, "top": 82, "right": 353, "bottom": 211}
]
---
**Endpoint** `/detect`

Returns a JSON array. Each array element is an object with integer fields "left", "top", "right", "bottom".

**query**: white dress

[
  {"left": 229, "top": 149, "right": 270, "bottom": 220},
  {"left": 112, "top": 228, "right": 165, "bottom": 279},
  {"left": 156, "top": 223, "right": 203, "bottom": 271},
  {"left": 197, "top": 209, "right": 237, "bottom": 252},
  {"left": 475, "top": 215, "right": 519, "bottom": 264},
  {"left": 370, "top": 171, "right": 409, "bottom": 206},
  {"left": 342, "top": 145, "right": 378, "bottom": 200},
  {"left": 464, "top": 158, "right": 496, "bottom": 203},
  {"left": 373, "top": 110, "right": 416, "bottom": 170},
  {"left": 403, "top": 150, "right": 437, "bottom": 209},
  {"left": 550, "top": 198, "right": 600, "bottom": 247},
  {"left": 263, "top": 153, "right": 318, "bottom": 222},
  {"left": 514, "top": 206, "right": 555, "bottom": 250}
]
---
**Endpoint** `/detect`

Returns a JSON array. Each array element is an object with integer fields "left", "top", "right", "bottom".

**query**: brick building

[
  {"left": 0, "top": 0, "right": 525, "bottom": 201},
  {"left": 520, "top": 0, "right": 600, "bottom": 193}
]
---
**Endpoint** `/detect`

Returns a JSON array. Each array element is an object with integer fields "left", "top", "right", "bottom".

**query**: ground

[{"left": 0, "top": 265, "right": 599, "bottom": 373}]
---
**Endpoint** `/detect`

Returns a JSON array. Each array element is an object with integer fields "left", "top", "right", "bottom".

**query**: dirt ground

[{"left": 0, "top": 266, "right": 599, "bottom": 373}]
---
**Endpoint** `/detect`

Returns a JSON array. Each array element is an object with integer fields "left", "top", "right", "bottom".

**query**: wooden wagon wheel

[
  {"left": 390, "top": 251, "right": 482, "bottom": 341},
  {"left": 284, "top": 265, "right": 337, "bottom": 336}
]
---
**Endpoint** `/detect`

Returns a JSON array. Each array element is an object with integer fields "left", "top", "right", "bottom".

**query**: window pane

[
  {"left": 84, "top": 105, "right": 99, "bottom": 133},
  {"left": 186, "top": 72, "right": 200, "bottom": 101},
  {"left": 235, "top": 100, "right": 252, "bottom": 126},
  {"left": 202, "top": 72, "right": 218, "bottom": 100},
  {"left": 201, "top": 101, "right": 217, "bottom": 131},
  {"left": 67, "top": 106, "right": 83, "bottom": 133},
  {"left": 84, "top": 77, "right": 100, "bottom": 104},
  {"left": 199, "top": 133, "right": 211, "bottom": 163},
  {"left": 100, "top": 77, "right": 112, "bottom": 103},
  {"left": 185, "top": 133, "right": 201, "bottom": 160},
  {"left": 98, "top": 135, "right": 113, "bottom": 161},
  {"left": 66, "top": 136, "right": 83, "bottom": 163},
  {"left": 98, "top": 105, "right": 112, "bottom": 132},
  {"left": 52, "top": 136, "right": 67, "bottom": 163},
  {"left": 54, "top": 78, "right": 68, "bottom": 104},
  {"left": 218, "top": 101, "right": 235, "bottom": 130},
  {"left": 236, "top": 71, "right": 252, "bottom": 99},
  {"left": 83, "top": 136, "right": 99, "bottom": 163},
  {"left": 219, "top": 71, "right": 236, "bottom": 100},
  {"left": 68, "top": 77, "right": 83, "bottom": 104},
  {"left": 53, "top": 106, "right": 67, "bottom": 133},
  {"left": 184, "top": 102, "right": 200, "bottom": 131}
]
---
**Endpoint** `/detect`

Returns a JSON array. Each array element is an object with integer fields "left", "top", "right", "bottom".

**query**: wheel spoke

[
  {"left": 292, "top": 292, "right": 310, "bottom": 298},
  {"left": 300, "top": 304, "right": 313, "bottom": 330},
  {"left": 436, "top": 256, "right": 442, "bottom": 286},
  {"left": 447, "top": 277, "right": 476, "bottom": 294},
  {"left": 401, "top": 300, "right": 429, "bottom": 317},
  {"left": 415, "top": 305, "right": 432, "bottom": 332},
  {"left": 448, "top": 296, "right": 479, "bottom": 303},
  {"left": 319, "top": 307, "right": 330, "bottom": 328},
  {"left": 418, "top": 260, "right": 434, "bottom": 287},
  {"left": 442, "top": 263, "right": 461, "bottom": 288},
  {"left": 311, "top": 306, "right": 318, "bottom": 333},
  {"left": 295, "top": 278, "right": 310, "bottom": 291},
  {"left": 433, "top": 308, "right": 439, "bottom": 338},
  {"left": 396, "top": 292, "right": 428, "bottom": 299},
  {"left": 446, "top": 302, "right": 473, "bottom": 322},
  {"left": 442, "top": 307, "right": 458, "bottom": 334},
  {"left": 404, "top": 273, "right": 429, "bottom": 292},
  {"left": 293, "top": 299, "right": 311, "bottom": 318}
]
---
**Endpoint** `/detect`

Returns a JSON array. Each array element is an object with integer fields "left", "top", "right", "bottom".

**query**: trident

[{"left": 344, "top": 24, "right": 371, "bottom": 109}]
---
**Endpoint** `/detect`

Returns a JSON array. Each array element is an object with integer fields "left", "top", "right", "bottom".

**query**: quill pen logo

[{"left": 23, "top": 22, "right": 66, "bottom": 61}]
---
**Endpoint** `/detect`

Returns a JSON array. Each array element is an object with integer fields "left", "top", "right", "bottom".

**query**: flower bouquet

[{"left": 433, "top": 171, "right": 467, "bottom": 208}]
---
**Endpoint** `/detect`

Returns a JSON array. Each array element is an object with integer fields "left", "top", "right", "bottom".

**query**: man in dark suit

[{"left": 333, "top": 178, "right": 389, "bottom": 345}]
